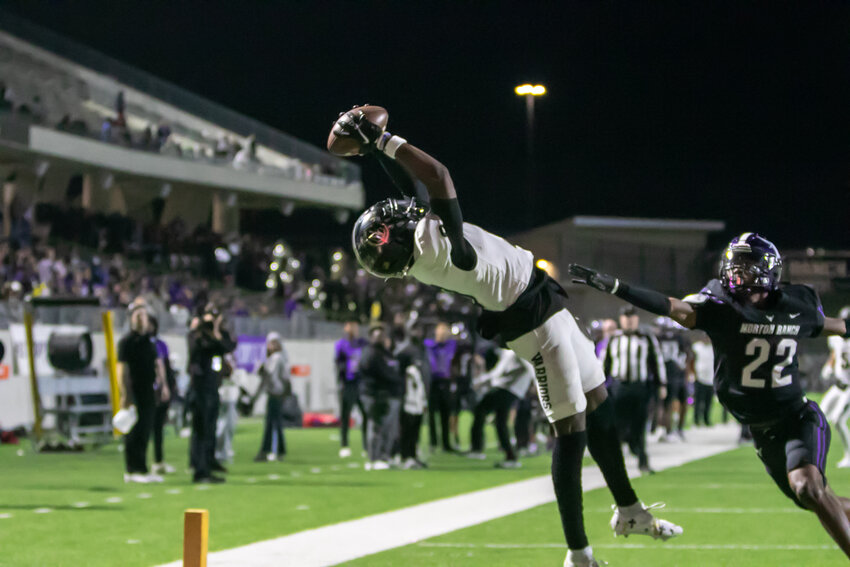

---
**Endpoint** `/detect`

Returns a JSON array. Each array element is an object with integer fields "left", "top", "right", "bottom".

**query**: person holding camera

[
  {"left": 118, "top": 302, "right": 168, "bottom": 483},
  {"left": 187, "top": 302, "right": 236, "bottom": 484}
]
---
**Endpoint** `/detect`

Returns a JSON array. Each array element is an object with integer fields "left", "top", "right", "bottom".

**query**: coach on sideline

[{"left": 118, "top": 302, "right": 167, "bottom": 484}]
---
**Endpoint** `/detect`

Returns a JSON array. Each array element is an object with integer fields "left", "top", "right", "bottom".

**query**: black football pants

[
  {"left": 339, "top": 381, "right": 367, "bottom": 450},
  {"left": 428, "top": 379, "right": 454, "bottom": 451},
  {"left": 471, "top": 388, "right": 518, "bottom": 460},
  {"left": 125, "top": 396, "right": 155, "bottom": 474},
  {"left": 613, "top": 381, "right": 651, "bottom": 469},
  {"left": 190, "top": 388, "right": 219, "bottom": 479},
  {"left": 694, "top": 382, "right": 714, "bottom": 426}
]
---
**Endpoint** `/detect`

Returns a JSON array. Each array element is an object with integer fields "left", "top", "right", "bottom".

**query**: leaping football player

[
  {"left": 821, "top": 306, "right": 850, "bottom": 469},
  {"left": 330, "top": 106, "right": 682, "bottom": 567},
  {"left": 570, "top": 233, "right": 850, "bottom": 558}
]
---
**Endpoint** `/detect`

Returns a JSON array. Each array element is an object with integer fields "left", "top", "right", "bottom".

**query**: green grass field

[{"left": 0, "top": 401, "right": 847, "bottom": 566}]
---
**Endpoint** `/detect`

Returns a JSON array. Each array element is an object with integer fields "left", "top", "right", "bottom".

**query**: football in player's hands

[{"left": 327, "top": 105, "right": 388, "bottom": 156}]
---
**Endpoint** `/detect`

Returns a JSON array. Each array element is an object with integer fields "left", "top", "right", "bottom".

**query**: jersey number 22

[{"left": 741, "top": 338, "right": 796, "bottom": 389}]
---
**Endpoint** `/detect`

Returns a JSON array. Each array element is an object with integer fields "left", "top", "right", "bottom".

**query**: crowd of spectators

[
  {"left": 0, "top": 76, "right": 346, "bottom": 183},
  {"left": 0, "top": 192, "right": 480, "bottom": 333}
]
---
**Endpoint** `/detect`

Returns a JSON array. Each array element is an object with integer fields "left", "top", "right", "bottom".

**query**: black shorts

[
  {"left": 750, "top": 401, "right": 831, "bottom": 509},
  {"left": 664, "top": 378, "right": 687, "bottom": 406}
]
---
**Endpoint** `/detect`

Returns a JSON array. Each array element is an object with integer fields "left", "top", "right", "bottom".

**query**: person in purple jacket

[
  {"left": 424, "top": 321, "right": 458, "bottom": 452},
  {"left": 335, "top": 320, "right": 368, "bottom": 458}
]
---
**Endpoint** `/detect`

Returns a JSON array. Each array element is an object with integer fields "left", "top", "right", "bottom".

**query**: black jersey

[
  {"left": 657, "top": 330, "right": 691, "bottom": 382},
  {"left": 683, "top": 279, "right": 824, "bottom": 425}
]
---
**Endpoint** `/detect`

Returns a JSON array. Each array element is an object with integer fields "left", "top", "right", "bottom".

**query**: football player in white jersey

[
  {"left": 332, "top": 107, "right": 681, "bottom": 567},
  {"left": 821, "top": 306, "right": 850, "bottom": 468}
]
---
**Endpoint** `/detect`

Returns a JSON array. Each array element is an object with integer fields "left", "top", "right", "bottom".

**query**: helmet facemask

[
  {"left": 352, "top": 198, "right": 427, "bottom": 279},
  {"left": 719, "top": 233, "right": 782, "bottom": 299}
]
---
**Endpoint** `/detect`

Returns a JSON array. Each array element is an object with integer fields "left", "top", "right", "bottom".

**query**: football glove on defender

[
  {"left": 568, "top": 264, "right": 620, "bottom": 294},
  {"left": 332, "top": 106, "right": 386, "bottom": 154}
]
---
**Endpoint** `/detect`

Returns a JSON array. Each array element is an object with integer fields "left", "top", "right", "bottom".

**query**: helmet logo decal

[{"left": 365, "top": 223, "right": 391, "bottom": 246}]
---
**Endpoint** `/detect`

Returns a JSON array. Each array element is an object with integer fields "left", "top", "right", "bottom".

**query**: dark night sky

[{"left": 4, "top": 2, "right": 850, "bottom": 249}]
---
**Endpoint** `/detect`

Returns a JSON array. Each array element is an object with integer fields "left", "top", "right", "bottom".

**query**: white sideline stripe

[
  {"left": 156, "top": 424, "right": 739, "bottom": 567},
  {"left": 419, "top": 542, "right": 834, "bottom": 551}
]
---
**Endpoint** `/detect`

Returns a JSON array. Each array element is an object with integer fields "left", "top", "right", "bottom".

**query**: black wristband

[{"left": 614, "top": 282, "right": 672, "bottom": 316}]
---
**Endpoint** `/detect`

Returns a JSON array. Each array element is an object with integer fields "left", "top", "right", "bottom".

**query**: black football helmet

[
  {"left": 719, "top": 232, "right": 782, "bottom": 296},
  {"left": 352, "top": 198, "right": 427, "bottom": 278}
]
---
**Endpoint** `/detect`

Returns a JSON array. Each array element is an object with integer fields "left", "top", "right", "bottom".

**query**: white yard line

[
  {"left": 419, "top": 542, "right": 834, "bottom": 551},
  {"left": 156, "top": 424, "right": 740, "bottom": 567}
]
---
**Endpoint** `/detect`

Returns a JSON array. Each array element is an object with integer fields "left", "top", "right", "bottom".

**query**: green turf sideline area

[
  {"left": 0, "top": 396, "right": 830, "bottom": 566},
  {"left": 157, "top": 424, "right": 738, "bottom": 566},
  {"left": 0, "top": 416, "right": 562, "bottom": 567},
  {"left": 350, "top": 444, "right": 849, "bottom": 567}
]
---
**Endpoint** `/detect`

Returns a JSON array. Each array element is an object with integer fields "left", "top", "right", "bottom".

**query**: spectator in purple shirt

[
  {"left": 425, "top": 321, "right": 458, "bottom": 452},
  {"left": 149, "top": 316, "right": 175, "bottom": 476},
  {"left": 335, "top": 320, "right": 368, "bottom": 458}
]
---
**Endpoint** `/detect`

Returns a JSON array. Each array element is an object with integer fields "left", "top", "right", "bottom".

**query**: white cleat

[
  {"left": 370, "top": 461, "right": 390, "bottom": 471},
  {"left": 123, "top": 473, "right": 151, "bottom": 484},
  {"left": 339, "top": 447, "right": 352, "bottom": 458},
  {"left": 564, "top": 550, "right": 605, "bottom": 567},
  {"left": 838, "top": 456, "right": 850, "bottom": 469},
  {"left": 610, "top": 502, "right": 683, "bottom": 541},
  {"left": 151, "top": 462, "right": 176, "bottom": 475}
]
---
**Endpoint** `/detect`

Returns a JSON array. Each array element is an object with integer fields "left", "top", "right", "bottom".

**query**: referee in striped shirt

[{"left": 602, "top": 306, "right": 666, "bottom": 474}]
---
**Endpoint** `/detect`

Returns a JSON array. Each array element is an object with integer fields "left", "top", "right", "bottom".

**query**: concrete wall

[{"left": 0, "top": 330, "right": 338, "bottom": 430}]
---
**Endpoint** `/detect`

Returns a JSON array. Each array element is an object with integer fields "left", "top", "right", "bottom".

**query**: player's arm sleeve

[
  {"left": 375, "top": 152, "right": 430, "bottom": 203},
  {"left": 430, "top": 198, "right": 476, "bottom": 270},
  {"left": 612, "top": 282, "right": 672, "bottom": 317},
  {"left": 388, "top": 143, "right": 475, "bottom": 269}
]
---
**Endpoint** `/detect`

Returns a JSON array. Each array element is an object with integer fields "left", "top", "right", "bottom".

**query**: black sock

[
  {"left": 552, "top": 430, "right": 589, "bottom": 550},
  {"left": 587, "top": 398, "right": 638, "bottom": 508}
]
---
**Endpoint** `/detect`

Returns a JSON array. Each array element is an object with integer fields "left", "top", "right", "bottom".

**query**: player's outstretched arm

[
  {"left": 331, "top": 106, "right": 457, "bottom": 201},
  {"left": 333, "top": 105, "right": 474, "bottom": 268},
  {"left": 568, "top": 264, "right": 697, "bottom": 328}
]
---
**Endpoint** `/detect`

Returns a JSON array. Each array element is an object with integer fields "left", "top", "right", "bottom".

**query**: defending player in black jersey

[
  {"left": 570, "top": 232, "right": 850, "bottom": 558},
  {"left": 331, "top": 106, "right": 681, "bottom": 567}
]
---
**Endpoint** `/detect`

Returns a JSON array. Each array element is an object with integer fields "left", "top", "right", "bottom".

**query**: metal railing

[
  {"left": 0, "top": 302, "right": 343, "bottom": 339},
  {"left": 0, "top": 10, "right": 361, "bottom": 182}
]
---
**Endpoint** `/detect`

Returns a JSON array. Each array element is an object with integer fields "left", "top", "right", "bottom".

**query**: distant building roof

[{"left": 572, "top": 216, "right": 725, "bottom": 232}]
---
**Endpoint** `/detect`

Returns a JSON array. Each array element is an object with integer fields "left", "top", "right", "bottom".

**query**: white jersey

[
  {"left": 403, "top": 365, "right": 427, "bottom": 415},
  {"left": 484, "top": 349, "right": 536, "bottom": 399},
  {"left": 691, "top": 340, "right": 715, "bottom": 386},
  {"left": 408, "top": 215, "right": 534, "bottom": 312},
  {"left": 827, "top": 335, "right": 850, "bottom": 385}
]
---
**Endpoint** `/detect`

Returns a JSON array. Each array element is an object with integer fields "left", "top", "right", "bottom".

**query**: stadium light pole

[{"left": 515, "top": 84, "right": 546, "bottom": 226}]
